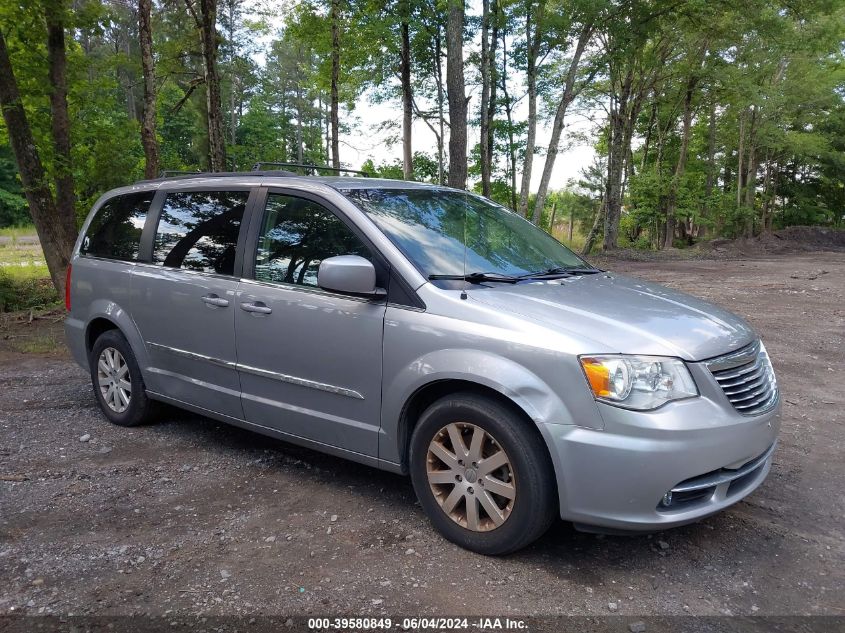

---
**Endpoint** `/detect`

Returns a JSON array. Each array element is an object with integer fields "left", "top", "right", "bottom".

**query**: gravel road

[{"left": 1, "top": 252, "right": 843, "bottom": 620}]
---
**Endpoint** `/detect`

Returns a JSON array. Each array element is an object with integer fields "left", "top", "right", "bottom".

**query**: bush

[{"left": 0, "top": 272, "right": 60, "bottom": 313}]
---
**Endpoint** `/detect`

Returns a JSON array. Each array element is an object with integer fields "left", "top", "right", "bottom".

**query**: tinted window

[
  {"left": 154, "top": 191, "right": 249, "bottom": 275},
  {"left": 254, "top": 194, "right": 370, "bottom": 287},
  {"left": 81, "top": 192, "right": 153, "bottom": 261},
  {"left": 345, "top": 188, "right": 588, "bottom": 277}
]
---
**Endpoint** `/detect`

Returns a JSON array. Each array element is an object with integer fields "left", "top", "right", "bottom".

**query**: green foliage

[
  {"left": 0, "top": 146, "right": 28, "bottom": 227},
  {"left": 0, "top": 272, "right": 59, "bottom": 313},
  {"left": 361, "top": 151, "right": 440, "bottom": 182},
  {"left": 0, "top": 0, "right": 843, "bottom": 252}
]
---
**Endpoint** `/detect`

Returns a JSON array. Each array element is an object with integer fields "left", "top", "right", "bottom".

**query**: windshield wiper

[
  {"left": 428, "top": 272, "right": 519, "bottom": 284},
  {"left": 517, "top": 266, "right": 604, "bottom": 279}
]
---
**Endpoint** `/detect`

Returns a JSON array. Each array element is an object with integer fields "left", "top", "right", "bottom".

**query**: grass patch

[
  {"left": 549, "top": 226, "right": 588, "bottom": 254},
  {"left": 0, "top": 228, "right": 56, "bottom": 312},
  {"left": 14, "top": 332, "right": 64, "bottom": 354},
  {"left": 0, "top": 224, "right": 36, "bottom": 239},
  {"left": 0, "top": 273, "right": 60, "bottom": 313}
]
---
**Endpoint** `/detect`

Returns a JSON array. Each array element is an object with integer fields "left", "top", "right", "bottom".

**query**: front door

[
  {"left": 131, "top": 189, "right": 252, "bottom": 419},
  {"left": 234, "top": 192, "right": 386, "bottom": 457}
]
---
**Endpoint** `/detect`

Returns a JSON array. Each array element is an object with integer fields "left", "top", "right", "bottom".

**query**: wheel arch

[
  {"left": 85, "top": 316, "right": 121, "bottom": 353},
  {"left": 81, "top": 301, "right": 152, "bottom": 383},
  {"left": 396, "top": 379, "right": 555, "bottom": 480}
]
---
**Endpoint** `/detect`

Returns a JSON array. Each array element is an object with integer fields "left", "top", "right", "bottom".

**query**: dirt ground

[{"left": 0, "top": 251, "right": 843, "bottom": 622}]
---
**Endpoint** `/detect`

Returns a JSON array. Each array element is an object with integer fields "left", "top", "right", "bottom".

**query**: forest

[{"left": 0, "top": 0, "right": 844, "bottom": 296}]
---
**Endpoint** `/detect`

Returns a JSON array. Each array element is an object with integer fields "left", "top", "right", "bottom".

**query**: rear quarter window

[
  {"left": 81, "top": 191, "right": 154, "bottom": 261},
  {"left": 153, "top": 190, "right": 249, "bottom": 276}
]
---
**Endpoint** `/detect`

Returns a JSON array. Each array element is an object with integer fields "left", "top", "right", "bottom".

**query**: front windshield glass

[{"left": 344, "top": 188, "right": 590, "bottom": 278}]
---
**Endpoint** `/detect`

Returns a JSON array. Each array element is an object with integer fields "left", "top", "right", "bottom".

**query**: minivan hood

[{"left": 468, "top": 272, "right": 755, "bottom": 360}]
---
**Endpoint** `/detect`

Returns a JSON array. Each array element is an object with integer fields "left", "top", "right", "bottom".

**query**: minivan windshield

[{"left": 344, "top": 188, "right": 591, "bottom": 279}]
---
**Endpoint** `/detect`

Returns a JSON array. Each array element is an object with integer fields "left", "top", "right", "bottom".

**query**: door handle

[
  {"left": 201, "top": 294, "right": 229, "bottom": 307},
  {"left": 240, "top": 301, "right": 272, "bottom": 315}
]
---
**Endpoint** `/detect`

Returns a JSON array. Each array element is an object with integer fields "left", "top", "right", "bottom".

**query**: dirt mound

[
  {"left": 707, "top": 226, "right": 845, "bottom": 258},
  {"left": 594, "top": 226, "right": 844, "bottom": 264}
]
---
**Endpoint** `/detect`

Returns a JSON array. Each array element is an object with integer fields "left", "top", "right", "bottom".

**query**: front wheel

[
  {"left": 409, "top": 393, "right": 557, "bottom": 555},
  {"left": 89, "top": 329, "right": 158, "bottom": 427}
]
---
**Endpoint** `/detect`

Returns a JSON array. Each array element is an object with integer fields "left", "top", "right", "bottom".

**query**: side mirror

[{"left": 318, "top": 255, "right": 386, "bottom": 298}]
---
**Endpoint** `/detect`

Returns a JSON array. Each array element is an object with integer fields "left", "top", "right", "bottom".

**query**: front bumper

[{"left": 543, "top": 392, "right": 781, "bottom": 532}]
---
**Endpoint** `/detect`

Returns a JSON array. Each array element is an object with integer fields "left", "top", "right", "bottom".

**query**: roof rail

[
  {"left": 252, "top": 162, "right": 370, "bottom": 177},
  {"left": 136, "top": 170, "right": 298, "bottom": 184},
  {"left": 159, "top": 170, "right": 202, "bottom": 178}
]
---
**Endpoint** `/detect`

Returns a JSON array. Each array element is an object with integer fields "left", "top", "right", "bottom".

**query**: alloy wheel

[
  {"left": 426, "top": 422, "right": 516, "bottom": 532},
  {"left": 97, "top": 347, "right": 131, "bottom": 413}
]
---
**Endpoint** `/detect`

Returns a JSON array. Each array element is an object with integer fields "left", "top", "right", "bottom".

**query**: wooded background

[{"left": 0, "top": 0, "right": 844, "bottom": 295}]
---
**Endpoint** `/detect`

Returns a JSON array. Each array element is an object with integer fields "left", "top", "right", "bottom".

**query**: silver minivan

[{"left": 65, "top": 172, "right": 780, "bottom": 554}]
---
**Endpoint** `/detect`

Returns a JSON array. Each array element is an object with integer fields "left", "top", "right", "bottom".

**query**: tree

[
  {"left": 139, "top": 0, "right": 159, "bottom": 178},
  {"left": 446, "top": 0, "right": 467, "bottom": 189},
  {"left": 46, "top": 0, "right": 75, "bottom": 226},
  {"left": 515, "top": 0, "right": 545, "bottom": 218},
  {"left": 530, "top": 10, "right": 596, "bottom": 224},
  {"left": 0, "top": 26, "right": 76, "bottom": 295},
  {"left": 329, "top": 0, "right": 341, "bottom": 168},
  {"left": 185, "top": 0, "right": 226, "bottom": 171},
  {"left": 400, "top": 0, "right": 413, "bottom": 179}
]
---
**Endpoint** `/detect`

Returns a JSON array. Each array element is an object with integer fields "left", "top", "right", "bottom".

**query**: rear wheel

[
  {"left": 409, "top": 393, "right": 557, "bottom": 555},
  {"left": 89, "top": 329, "right": 158, "bottom": 427}
]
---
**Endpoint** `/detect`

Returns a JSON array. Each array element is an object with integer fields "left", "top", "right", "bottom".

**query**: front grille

[{"left": 706, "top": 341, "right": 778, "bottom": 415}]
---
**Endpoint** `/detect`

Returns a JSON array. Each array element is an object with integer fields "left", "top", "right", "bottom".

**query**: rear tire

[
  {"left": 89, "top": 329, "right": 158, "bottom": 427},
  {"left": 409, "top": 392, "right": 557, "bottom": 555}
]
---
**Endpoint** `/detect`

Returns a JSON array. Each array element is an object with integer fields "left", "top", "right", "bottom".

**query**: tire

[
  {"left": 409, "top": 392, "right": 557, "bottom": 555},
  {"left": 89, "top": 329, "right": 158, "bottom": 427}
]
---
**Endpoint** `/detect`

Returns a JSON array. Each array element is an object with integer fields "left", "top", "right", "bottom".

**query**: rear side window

[
  {"left": 81, "top": 191, "right": 154, "bottom": 261},
  {"left": 153, "top": 191, "right": 249, "bottom": 276}
]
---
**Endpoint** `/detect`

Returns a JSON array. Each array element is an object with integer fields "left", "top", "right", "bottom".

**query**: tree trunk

[
  {"left": 701, "top": 99, "right": 716, "bottom": 230},
  {"left": 226, "top": 0, "right": 237, "bottom": 147},
  {"left": 582, "top": 198, "right": 604, "bottom": 256},
  {"left": 602, "top": 70, "right": 633, "bottom": 251},
  {"left": 530, "top": 22, "right": 592, "bottom": 224},
  {"left": 138, "top": 0, "right": 159, "bottom": 179},
  {"left": 663, "top": 73, "right": 698, "bottom": 250},
  {"left": 640, "top": 100, "right": 657, "bottom": 171},
  {"left": 486, "top": 0, "right": 499, "bottom": 194},
  {"left": 499, "top": 31, "right": 517, "bottom": 210},
  {"left": 188, "top": 0, "right": 226, "bottom": 171},
  {"left": 0, "top": 29, "right": 75, "bottom": 296},
  {"left": 330, "top": 0, "right": 341, "bottom": 169},
  {"left": 517, "top": 5, "right": 541, "bottom": 218},
  {"left": 434, "top": 27, "right": 445, "bottom": 185},
  {"left": 296, "top": 98, "right": 304, "bottom": 163},
  {"left": 46, "top": 1, "right": 75, "bottom": 223},
  {"left": 736, "top": 110, "right": 745, "bottom": 209},
  {"left": 400, "top": 10, "right": 413, "bottom": 180},
  {"left": 446, "top": 0, "right": 467, "bottom": 189},
  {"left": 479, "top": 0, "right": 491, "bottom": 196}
]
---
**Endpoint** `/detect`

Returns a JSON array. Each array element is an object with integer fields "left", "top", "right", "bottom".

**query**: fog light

[{"left": 661, "top": 491, "right": 673, "bottom": 507}]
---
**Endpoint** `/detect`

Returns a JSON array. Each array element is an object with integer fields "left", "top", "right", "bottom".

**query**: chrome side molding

[{"left": 147, "top": 342, "right": 365, "bottom": 400}]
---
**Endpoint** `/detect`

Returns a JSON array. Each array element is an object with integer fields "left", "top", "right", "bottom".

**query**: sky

[
  {"left": 342, "top": 93, "right": 598, "bottom": 192},
  {"left": 247, "top": 0, "right": 598, "bottom": 192}
]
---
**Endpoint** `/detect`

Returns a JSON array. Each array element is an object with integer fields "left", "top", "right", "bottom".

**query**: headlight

[{"left": 579, "top": 355, "right": 698, "bottom": 410}]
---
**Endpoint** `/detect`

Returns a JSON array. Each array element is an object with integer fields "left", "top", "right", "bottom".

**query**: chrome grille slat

[
  {"left": 713, "top": 362, "right": 760, "bottom": 382},
  {"left": 706, "top": 341, "right": 778, "bottom": 416},
  {"left": 722, "top": 374, "right": 767, "bottom": 396},
  {"left": 734, "top": 392, "right": 774, "bottom": 409},
  {"left": 730, "top": 388, "right": 770, "bottom": 409},
  {"left": 716, "top": 365, "right": 765, "bottom": 388}
]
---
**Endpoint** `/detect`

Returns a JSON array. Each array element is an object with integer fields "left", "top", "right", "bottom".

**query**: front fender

[{"left": 379, "top": 348, "right": 579, "bottom": 465}]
